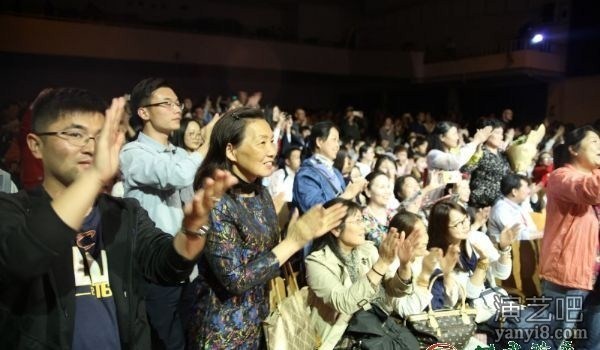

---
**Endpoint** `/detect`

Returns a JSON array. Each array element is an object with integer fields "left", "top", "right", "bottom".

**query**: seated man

[
  {"left": 0, "top": 88, "right": 235, "bottom": 349},
  {"left": 488, "top": 173, "right": 543, "bottom": 243},
  {"left": 488, "top": 173, "right": 543, "bottom": 297}
]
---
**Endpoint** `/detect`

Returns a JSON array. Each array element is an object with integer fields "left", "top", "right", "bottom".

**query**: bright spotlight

[{"left": 531, "top": 34, "right": 544, "bottom": 44}]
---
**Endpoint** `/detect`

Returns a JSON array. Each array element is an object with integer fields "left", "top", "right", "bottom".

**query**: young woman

[
  {"left": 427, "top": 200, "right": 537, "bottom": 347},
  {"left": 184, "top": 107, "right": 347, "bottom": 349},
  {"left": 426, "top": 121, "right": 491, "bottom": 172},
  {"left": 333, "top": 149, "right": 354, "bottom": 181},
  {"left": 170, "top": 118, "right": 204, "bottom": 153}
]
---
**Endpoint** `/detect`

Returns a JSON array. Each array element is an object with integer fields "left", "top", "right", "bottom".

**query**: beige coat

[{"left": 305, "top": 242, "right": 412, "bottom": 350}]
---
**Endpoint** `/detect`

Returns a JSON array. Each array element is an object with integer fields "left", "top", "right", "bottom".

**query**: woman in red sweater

[{"left": 540, "top": 125, "right": 600, "bottom": 349}]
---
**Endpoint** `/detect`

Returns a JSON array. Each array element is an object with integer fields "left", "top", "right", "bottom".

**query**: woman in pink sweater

[{"left": 540, "top": 125, "right": 600, "bottom": 349}]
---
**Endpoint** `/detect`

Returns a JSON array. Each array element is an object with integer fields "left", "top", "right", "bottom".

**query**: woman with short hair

[{"left": 184, "top": 107, "right": 347, "bottom": 349}]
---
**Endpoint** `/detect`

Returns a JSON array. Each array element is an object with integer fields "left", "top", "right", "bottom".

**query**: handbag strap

[
  {"left": 282, "top": 262, "right": 299, "bottom": 295},
  {"left": 427, "top": 273, "right": 469, "bottom": 313},
  {"left": 270, "top": 277, "right": 284, "bottom": 305},
  {"left": 422, "top": 274, "right": 474, "bottom": 333}
]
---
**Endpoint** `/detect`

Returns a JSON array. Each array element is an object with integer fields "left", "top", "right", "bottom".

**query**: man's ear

[
  {"left": 510, "top": 187, "right": 519, "bottom": 198},
  {"left": 226, "top": 143, "right": 237, "bottom": 162},
  {"left": 26, "top": 133, "right": 43, "bottom": 160},
  {"left": 137, "top": 107, "right": 150, "bottom": 122}
]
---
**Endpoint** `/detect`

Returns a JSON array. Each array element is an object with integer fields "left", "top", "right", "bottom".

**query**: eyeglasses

[
  {"left": 185, "top": 131, "right": 205, "bottom": 144},
  {"left": 345, "top": 217, "right": 364, "bottom": 225},
  {"left": 35, "top": 129, "right": 98, "bottom": 147},
  {"left": 448, "top": 215, "right": 470, "bottom": 228},
  {"left": 142, "top": 100, "right": 184, "bottom": 112}
]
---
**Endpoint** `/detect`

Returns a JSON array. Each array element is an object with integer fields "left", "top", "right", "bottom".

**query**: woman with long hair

[
  {"left": 427, "top": 200, "right": 541, "bottom": 347},
  {"left": 170, "top": 118, "right": 204, "bottom": 153},
  {"left": 426, "top": 121, "right": 491, "bottom": 172}
]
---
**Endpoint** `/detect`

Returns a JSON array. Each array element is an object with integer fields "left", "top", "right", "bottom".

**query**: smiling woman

[
  {"left": 170, "top": 118, "right": 204, "bottom": 153},
  {"left": 306, "top": 198, "right": 419, "bottom": 349},
  {"left": 540, "top": 126, "right": 600, "bottom": 349},
  {"left": 184, "top": 107, "right": 348, "bottom": 349}
]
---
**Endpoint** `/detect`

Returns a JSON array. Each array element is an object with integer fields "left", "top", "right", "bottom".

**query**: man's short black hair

[
  {"left": 129, "top": 77, "right": 170, "bottom": 119},
  {"left": 283, "top": 145, "right": 302, "bottom": 160},
  {"left": 32, "top": 87, "right": 106, "bottom": 132},
  {"left": 500, "top": 173, "right": 530, "bottom": 196}
]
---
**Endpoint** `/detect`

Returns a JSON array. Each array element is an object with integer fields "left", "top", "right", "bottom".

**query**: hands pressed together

[
  {"left": 286, "top": 203, "right": 348, "bottom": 247},
  {"left": 377, "top": 227, "right": 428, "bottom": 269},
  {"left": 93, "top": 97, "right": 127, "bottom": 185}
]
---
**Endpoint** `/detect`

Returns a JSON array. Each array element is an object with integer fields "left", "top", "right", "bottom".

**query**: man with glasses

[
  {"left": 0, "top": 87, "right": 235, "bottom": 348},
  {"left": 119, "top": 78, "right": 205, "bottom": 350}
]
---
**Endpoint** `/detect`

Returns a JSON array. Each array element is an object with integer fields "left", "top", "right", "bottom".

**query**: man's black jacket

[{"left": 0, "top": 188, "right": 195, "bottom": 349}]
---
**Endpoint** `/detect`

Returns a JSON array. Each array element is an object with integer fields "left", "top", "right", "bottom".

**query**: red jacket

[{"left": 540, "top": 165, "right": 600, "bottom": 290}]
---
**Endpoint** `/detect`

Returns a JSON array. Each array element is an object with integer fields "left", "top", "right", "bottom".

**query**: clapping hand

[
  {"left": 397, "top": 228, "right": 426, "bottom": 265},
  {"left": 182, "top": 170, "right": 238, "bottom": 232},
  {"left": 421, "top": 250, "right": 440, "bottom": 277},
  {"left": 379, "top": 228, "right": 401, "bottom": 265},
  {"left": 499, "top": 223, "right": 520, "bottom": 250},
  {"left": 343, "top": 177, "right": 368, "bottom": 199},
  {"left": 94, "top": 97, "right": 126, "bottom": 184},
  {"left": 473, "top": 126, "right": 493, "bottom": 145},
  {"left": 287, "top": 204, "right": 348, "bottom": 245}
]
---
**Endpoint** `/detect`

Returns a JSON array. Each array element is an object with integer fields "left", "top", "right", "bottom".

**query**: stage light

[{"left": 531, "top": 33, "right": 544, "bottom": 44}]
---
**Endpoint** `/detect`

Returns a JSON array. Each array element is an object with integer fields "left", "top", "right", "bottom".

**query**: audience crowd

[{"left": 1, "top": 81, "right": 600, "bottom": 350}]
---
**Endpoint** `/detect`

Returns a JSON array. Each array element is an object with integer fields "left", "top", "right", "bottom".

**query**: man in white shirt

[
  {"left": 267, "top": 146, "right": 301, "bottom": 203},
  {"left": 355, "top": 144, "right": 375, "bottom": 176},
  {"left": 488, "top": 173, "right": 543, "bottom": 243}
]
